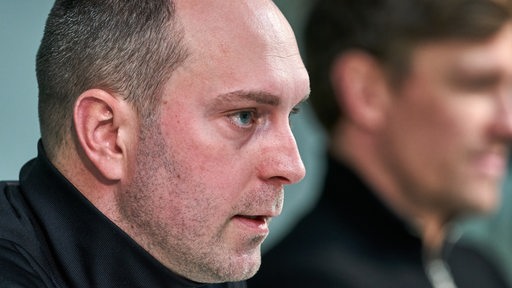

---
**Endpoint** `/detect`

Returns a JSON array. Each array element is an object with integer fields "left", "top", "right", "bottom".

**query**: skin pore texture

[{"left": 94, "top": 0, "right": 310, "bottom": 284}]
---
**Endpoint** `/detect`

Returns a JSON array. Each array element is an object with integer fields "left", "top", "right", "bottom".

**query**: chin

[
  {"left": 236, "top": 250, "right": 262, "bottom": 279},
  {"left": 466, "top": 176, "right": 503, "bottom": 209},
  {"left": 211, "top": 247, "right": 262, "bottom": 282},
  {"left": 191, "top": 255, "right": 260, "bottom": 284},
  {"left": 465, "top": 189, "right": 501, "bottom": 215}
]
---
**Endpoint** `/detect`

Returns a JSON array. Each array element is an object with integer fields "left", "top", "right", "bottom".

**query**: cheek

[
  {"left": 380, "top": 91, "right": 465, "bottom": 187},
  {"left": 160, "top": 136, "right": 249, "bottom": 218},
  {"left": 392, "top": 85, "right": 485, "bottom": 158},
  {"left": 165, "top": 113, "right": 254, "bottom": 178},
  {"left": 158, "top": 103, "right": 260, "bottom": 207}
]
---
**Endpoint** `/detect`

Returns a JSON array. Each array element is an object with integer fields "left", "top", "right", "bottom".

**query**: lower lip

[{"left": 232, "top": 215, "right": 269, "bottom": 235}]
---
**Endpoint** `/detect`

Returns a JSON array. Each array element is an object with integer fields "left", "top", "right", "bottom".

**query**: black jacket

[
  {"left": 0, "top": 143, "right": 246, "bottom": 288},
  {"left": 249, "top": 155, "right": 510, "bottom": 288}
]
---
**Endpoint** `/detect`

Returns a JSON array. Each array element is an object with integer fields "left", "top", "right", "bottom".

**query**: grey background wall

[
  {"left": 1, "top": 0, "right": 511, "bottom": 284},
  {"left": 0, "top": 1, "right": 53, "bottom": 180}
]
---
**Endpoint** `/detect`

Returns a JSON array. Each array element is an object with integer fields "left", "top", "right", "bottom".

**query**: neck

[
  {"left": 52, "top": 141, "right": 118, "bottom": 216},
  {"left": 414, "top": 215, "right": 450, "bottom": 256},
  {"left": 333, "top": 122, "right": 452, "bottom": 254}
]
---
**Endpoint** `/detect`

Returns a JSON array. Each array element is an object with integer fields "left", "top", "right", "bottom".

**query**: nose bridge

[{"left": 261, "top": 120, "right": 306, "bottom": 185}]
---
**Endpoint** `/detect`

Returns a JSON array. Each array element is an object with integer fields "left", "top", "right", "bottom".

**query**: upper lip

[{"left": 235, "top": 188, "right": 284, "bottom": 220}]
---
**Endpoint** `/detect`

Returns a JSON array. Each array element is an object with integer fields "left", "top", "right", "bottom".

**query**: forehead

[
  {"left": 409, "top": 22, "right": 512, "bottom": 76},
  {"left": 171, "top": 0, "right": 309, "bottom": 101},
  {"left": 176, "top": 0, "right": 297, "bottom": 54}
]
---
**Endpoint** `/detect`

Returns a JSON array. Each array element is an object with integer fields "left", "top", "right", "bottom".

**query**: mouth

[
  {"left": 242, "top": 215, "right": 266, "bottom": 220},
  {"left": 475, "top": 150, "right": 507, "bottom": 179},
  {"left": 234, "top": 214, "right": 268, "bottom": 224},
  {"left": 232, "top": 215, "right": 271, "bottom": 234}
]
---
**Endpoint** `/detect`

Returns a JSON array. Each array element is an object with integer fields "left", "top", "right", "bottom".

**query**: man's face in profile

[
  {"left": 378, "top": 22, "right": 512, "bottom": 217},
  {"left": 115, "top": 0, "right": 309, "bottom": 284}
]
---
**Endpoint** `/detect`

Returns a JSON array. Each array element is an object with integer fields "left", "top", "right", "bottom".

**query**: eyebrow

[
  {"left": 213, "top": 90, "right": 281, "bottom": 107},
  {"left": 211, "top": 90, "right": 310, "bottom": 108},
  {"left": 447, "top": 64, "right": 502, "bottom": 84}
]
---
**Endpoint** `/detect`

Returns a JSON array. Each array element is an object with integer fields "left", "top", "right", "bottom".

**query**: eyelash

[
  {"left": 228, "top": 110, "right": 259, "bottom": 129},
  {"left": 290, "top": 106, "right": 300, "bottom": 116},
  {"left": 227, "top": 106, "right": 302, "bottom": 130}
]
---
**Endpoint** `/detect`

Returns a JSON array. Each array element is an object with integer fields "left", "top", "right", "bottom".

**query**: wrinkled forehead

[{"left": 175, "top": 0, "right": 298, "bottom": 60}]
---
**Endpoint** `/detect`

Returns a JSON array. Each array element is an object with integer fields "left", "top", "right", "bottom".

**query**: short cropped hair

[
  {"left": 36, "top": 0, "right": 188, "bottom": 159},
  {"left": 305, "top": 0, "right": 512, "bottom": 134}
]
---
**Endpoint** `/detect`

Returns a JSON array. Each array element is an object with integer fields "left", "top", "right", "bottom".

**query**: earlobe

[
  {"left": 330, "top": 51, "right": 391, "bottom": 131},
  {"left": 74, "top": 89, "right": 129, "bottom": 181}
]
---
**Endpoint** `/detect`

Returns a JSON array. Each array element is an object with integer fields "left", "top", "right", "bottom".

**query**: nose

[
  {"left": 258, "top": 122, "right": 306, "bottom": 185},
  {"left": 492, "top": 93, "right": 512, "bottom": 139}
]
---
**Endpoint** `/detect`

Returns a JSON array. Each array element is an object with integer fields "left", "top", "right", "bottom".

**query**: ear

[
  {"left": 330, "top": 51, "right": 392, "bottom": 131},
  {"left": 73, "top": 89, "right": 135, "bottom": 181}
]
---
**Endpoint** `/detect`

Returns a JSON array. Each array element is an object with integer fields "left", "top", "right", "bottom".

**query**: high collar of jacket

[
  {"left": 320, "top": 154, "right": 429, "bottom": 252},
  {"left": 18, "top": 141, "right": 229, "bottom": 288}
]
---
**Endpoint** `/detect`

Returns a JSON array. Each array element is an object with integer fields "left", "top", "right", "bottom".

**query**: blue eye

[{"left": 230, "top": 110, "right": 256, "bottom": 128}]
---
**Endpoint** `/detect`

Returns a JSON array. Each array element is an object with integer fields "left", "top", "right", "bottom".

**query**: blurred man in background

[{"left": 250, "top": 0, "right": 512, "bottom": 287}]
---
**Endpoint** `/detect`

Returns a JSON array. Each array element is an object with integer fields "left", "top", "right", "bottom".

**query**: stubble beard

[{"left": 116, "top": 122, "right": 261, "bottom": 283}]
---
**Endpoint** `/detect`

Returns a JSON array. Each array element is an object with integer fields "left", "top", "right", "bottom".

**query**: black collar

[{"left": 320, "top": 154, "right": 424, "bottom": 252}]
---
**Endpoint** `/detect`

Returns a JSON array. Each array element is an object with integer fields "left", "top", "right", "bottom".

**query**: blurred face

[
  {"left": 117, "top": 0, "right": 309, "bottom": 284},
  {"left": 379, "top": 23, "right": 512, "bottom": 219}
]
